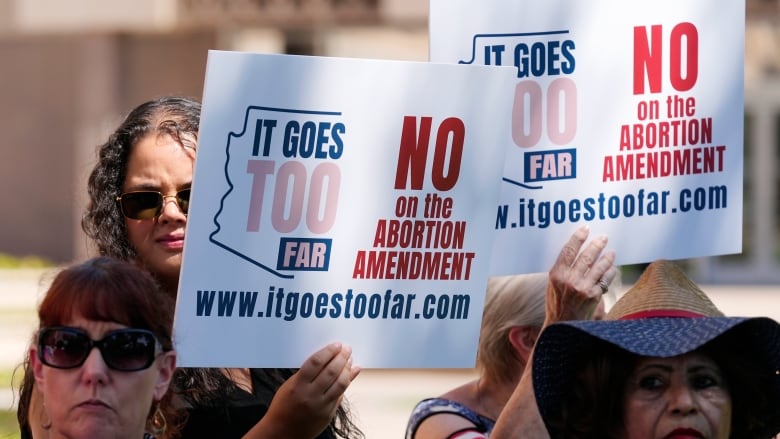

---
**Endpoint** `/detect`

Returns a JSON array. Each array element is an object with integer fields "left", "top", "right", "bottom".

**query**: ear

[
  {"left": 153, "top": 352, "right": 176, "bottom": 401},
  {"left": 30, "top": 346, "right": 45, "bottom": 386},
  {"left": 507, "top": 326, "right": 540, "bottom": 365}
]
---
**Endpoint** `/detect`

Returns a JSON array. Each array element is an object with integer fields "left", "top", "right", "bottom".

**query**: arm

[
  {"left": 490, "top": 226, "right": 616, "bottom": 438},
  {"left": 242, "top": 342, "right": 360, "bottom": 439}
]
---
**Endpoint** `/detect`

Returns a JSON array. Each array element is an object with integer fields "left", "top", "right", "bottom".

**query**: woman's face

[
  {"left": 31, "top": 315, "right": 175, "bottom": 439},
  {"left": 621, "top": 351, "right": 732, "bottom": 439},
  {"left": 123, "top": 132, "right": 195, "bottom": 290}
]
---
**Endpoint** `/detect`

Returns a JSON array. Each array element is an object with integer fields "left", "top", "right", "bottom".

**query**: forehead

[
  {"left": 63, "top": 314, "right": 127, "bottom": 338},
  {"left": 124, "top": 133, "right": 195, "bottom": 188},
  {"left": 633, "top": 351, "right": 720, "bottom": 371}
]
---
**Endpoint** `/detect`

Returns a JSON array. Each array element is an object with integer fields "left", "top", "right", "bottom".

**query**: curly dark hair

[
  {"left": 79, "top": 95, "right": 363, "bottom": 439},
  {"left": 82, "top": 95, "right": 201, "bottom": 263}
]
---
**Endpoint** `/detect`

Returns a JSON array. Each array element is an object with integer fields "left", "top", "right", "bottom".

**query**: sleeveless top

[{"left": 405, "top": 398, "right": 496, "bottom": 439}]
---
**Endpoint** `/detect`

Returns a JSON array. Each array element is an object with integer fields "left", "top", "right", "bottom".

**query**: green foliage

[
  {"left": 0, "top": 367, "right": 22, "bottom": 439},
  {"left": 0, "top": 253, "right": 52, "bottom": 269},
  {"left": 0, "top": 410, "right": 21, "bottom": 439}
]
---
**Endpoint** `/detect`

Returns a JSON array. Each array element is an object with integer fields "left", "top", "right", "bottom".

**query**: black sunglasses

[
  {"left": 37, "top": 327, "right": 162, "bottom": 372},
  {"left": 116, "top": 189, "right": 190, "bottom": 220}
]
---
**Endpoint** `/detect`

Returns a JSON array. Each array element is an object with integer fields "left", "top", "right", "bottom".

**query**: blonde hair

[{"left": 476, "top": 273, "right": 547, "bottom": 385}]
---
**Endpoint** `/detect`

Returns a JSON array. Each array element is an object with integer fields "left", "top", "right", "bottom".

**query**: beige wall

[
  {"left": 0, "top": 35, "right": 81, "bottom": 262},
  {"left": 0, "top": 31, "right": 217, "bottom": 263}
]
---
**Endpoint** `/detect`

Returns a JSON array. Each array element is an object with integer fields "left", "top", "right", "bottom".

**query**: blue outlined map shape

[
  {"left": 457, "top": 30, "right": 573, "bottom": 191},
  {"left": 209, "top": 105, "right": 342, "bottom": 280},
  {"left": 457, "top": 30, "right": 570, "bottom": 66}
]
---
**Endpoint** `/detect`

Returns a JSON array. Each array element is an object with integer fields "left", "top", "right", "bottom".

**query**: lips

[
  {"left": 664, "top": 428, "right": 704, "bottom": 439},
  {"left": 156, "top": 233, "right": 185, "bottom": 250},
  {"left": 75, "top": 398, "right": 112, "bottom": 412}
]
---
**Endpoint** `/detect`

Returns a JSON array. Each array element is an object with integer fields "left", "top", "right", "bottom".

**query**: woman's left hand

[
  {"left": 544, "top": 225, "right": 617, "bottom": 326},
  {"left": 243, "top": 342, "right": 360, "bottom": 439}
]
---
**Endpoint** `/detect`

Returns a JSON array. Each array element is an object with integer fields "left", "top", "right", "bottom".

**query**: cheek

[
  {"left": 121, "top": 373, "right": 160, "bottom": 421},
  {"left": 40, "top": 374, "right": 71, "bottom": 422},
  {"left": 702, "top": 391, "right": 732, "bottom": 433},
  {"left": 622, "top": 396, "right": 659, "bottom": 437},
  {"left": 125, "top": 221, "right": 153, "bottom": 252}
]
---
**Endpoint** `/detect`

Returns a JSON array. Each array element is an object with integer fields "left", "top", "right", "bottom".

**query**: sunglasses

[
  {"left": 116, "top": 189, "right": 190, "bottom": 220},
  {"left": 37, "top": 327, "right": 162, "bottom": 372}
]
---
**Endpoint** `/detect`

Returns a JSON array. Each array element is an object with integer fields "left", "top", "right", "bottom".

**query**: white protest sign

[
  {"left": 430, "top": 0, "right": 744, "bottom": 275},
  {"left": 173, "top": 51, "right": 517, "bottom": 368}
]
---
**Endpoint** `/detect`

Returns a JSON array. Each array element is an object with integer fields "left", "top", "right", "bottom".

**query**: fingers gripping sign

[
  {"left": 304, "top": 343, "right": 359, "bottom": 404},
  {"left": 257, "top": 342, "right": 361, "bottom": 439},
  {"left": 545, "top": 225, "right": 617, "bottom": 325}
]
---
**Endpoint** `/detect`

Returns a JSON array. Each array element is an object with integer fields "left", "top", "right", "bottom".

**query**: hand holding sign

[{"left": 249, "top": 342, "right": 359, "bottom": 438}]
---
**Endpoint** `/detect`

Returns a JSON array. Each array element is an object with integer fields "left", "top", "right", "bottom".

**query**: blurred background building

[{"left": 0, "top": 0, "right": 777, "bottom": 284}]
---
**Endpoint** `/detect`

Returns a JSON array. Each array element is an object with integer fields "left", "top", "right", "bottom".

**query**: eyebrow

[
  {"left": 124, "top": 182, "right": 192, "bottom": 192},
  {"left": 635, "top": 363, "right": 673, "bottom": 374},
  {"left": 634, "top": 361, "right": 722, "bottom": 375},
  {"left": 687, "top": 364, "right": 722, "bottom": 375}
]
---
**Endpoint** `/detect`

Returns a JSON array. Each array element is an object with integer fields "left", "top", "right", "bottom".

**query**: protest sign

[
  {"left": 173, "top": 51, "right": 517, "bottom": 367},
  {"left": 430, "top": 0, "right": 745, "bottom": 274}
]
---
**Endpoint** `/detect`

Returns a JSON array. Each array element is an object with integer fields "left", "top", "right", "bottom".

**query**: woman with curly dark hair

[{"left": 19, "top": 96, "right": 363, "bottom": 439}]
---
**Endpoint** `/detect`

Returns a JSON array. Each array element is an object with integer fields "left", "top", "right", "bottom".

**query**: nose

[
  {"left": 668, "top": 383, "right": 697, "bottom": 415},
  {"left": 80, "top": 347, "right": 109, "bottom": 385},
  {"left": 157, "top": 196, "right": 186, "bottom": 223}
]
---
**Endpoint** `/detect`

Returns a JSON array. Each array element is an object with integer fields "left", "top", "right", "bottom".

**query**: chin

[
  {"left": 147, "top": 254, "right": 181, "bottom": 275},
  {"left": 63, "top": 422, "right": 127, "bottom": 439}
]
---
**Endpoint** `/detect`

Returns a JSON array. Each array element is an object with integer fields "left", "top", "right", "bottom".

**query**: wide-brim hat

[{"left": 533, "top": 260, "right": 780, "bottom": 437}]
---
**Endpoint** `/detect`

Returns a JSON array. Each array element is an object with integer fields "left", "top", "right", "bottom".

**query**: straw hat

[{"left": 532, "top": 260, "right": 780, "bottom": 437}]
